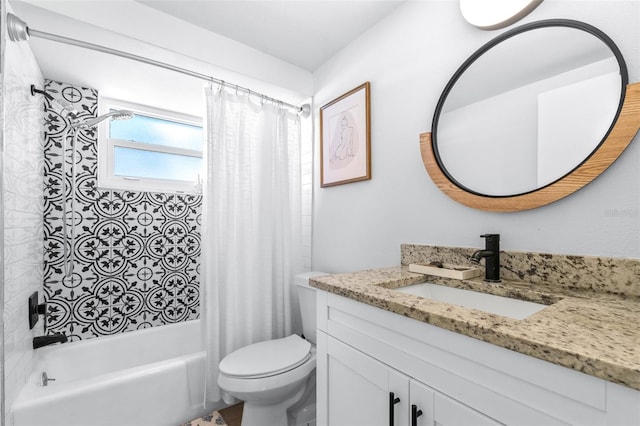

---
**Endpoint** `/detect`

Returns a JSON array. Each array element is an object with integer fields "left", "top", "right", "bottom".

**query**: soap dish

[{"left": 408, "top": 263, "right": 482, "bottom": 280}]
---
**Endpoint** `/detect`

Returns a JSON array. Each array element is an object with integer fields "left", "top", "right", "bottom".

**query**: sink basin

[{"left": 395, "top": 282, "right": 547, "bottom": 320}]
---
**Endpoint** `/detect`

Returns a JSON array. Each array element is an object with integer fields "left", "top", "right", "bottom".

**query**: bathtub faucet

[{"left": 33, "top": 333, "right": 68, "bottom": 349}]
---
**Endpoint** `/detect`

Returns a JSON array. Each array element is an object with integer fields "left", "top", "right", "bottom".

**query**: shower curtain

[{"left": 201, "top": 85, "right": 304, "bottom": 403}]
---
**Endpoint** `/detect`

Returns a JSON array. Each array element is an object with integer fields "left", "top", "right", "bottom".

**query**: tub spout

[{"left": 33, "top": 333, "right": 68, "bottom": 349}]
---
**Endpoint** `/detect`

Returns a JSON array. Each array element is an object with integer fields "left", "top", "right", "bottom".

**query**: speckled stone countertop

[{"left": 310, "top": 248, "right": 640, "bottom": 391}]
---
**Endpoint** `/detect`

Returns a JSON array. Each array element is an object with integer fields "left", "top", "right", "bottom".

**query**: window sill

[{"left": 97, "top": 177, "right": 202, "bottom": 195}]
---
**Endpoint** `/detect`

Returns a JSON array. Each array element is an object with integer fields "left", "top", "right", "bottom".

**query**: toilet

[{"left": 218, "top": 272, "right": 325, "bottom": 426}]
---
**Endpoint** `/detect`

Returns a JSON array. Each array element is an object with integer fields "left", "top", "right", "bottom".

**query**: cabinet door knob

[
  {"left": 389, "top": 392, "right": 401, "bottom": 426},
  {"left": 411, "top": 404, "right": 423, "bottom": 426}
]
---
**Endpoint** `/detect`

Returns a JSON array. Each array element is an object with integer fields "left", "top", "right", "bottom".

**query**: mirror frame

[{"left": 422, "top": 19, "right": 640, "bottom": 212}]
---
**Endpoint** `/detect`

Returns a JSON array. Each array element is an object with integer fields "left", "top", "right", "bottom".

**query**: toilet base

[
  {"left": 288, "top": 373, "right": 316, "bottom": 426},
  {"left": 241, "top": 386, "right": 306, "bottom": 426},
  {"left": 289, "top": 400, "right": 316, "bottom": 426}
]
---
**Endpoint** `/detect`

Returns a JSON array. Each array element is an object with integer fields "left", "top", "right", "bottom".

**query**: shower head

[{"left": 71, "top": 110, "right": 134, "bottom": 129}]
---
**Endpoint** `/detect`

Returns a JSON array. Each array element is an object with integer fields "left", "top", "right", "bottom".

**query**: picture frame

[{"left": 320, "top": 82, "right": 371, "bottom": 187}]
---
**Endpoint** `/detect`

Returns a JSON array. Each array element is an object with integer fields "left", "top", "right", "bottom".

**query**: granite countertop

[{"left": 310, "top": 266, "right": 640, "bottom": 391}]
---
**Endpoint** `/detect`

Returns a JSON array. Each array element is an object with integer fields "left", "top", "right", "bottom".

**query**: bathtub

[{"left": 12, "top": 320, "right": 219, "bottom": 426}]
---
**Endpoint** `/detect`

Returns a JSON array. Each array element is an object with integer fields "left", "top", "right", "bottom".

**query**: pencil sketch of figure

[
  {"left": 334, "top": 116, "right": 354, "bottom": 160},
  {"left": 329, "top": 111, "right": 358, "bottom": 169}
]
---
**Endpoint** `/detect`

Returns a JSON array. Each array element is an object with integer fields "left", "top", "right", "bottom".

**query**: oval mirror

[{"left": 424, "top": 19, "right": 640, "bottom": 211}]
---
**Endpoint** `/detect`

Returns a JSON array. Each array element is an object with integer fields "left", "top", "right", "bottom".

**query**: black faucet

[
  {"left": 470, "top": 234, "right": 501, "bottom": 282},
  {"left": 33, "top": 333, "right": 68, "bottom": 349}
]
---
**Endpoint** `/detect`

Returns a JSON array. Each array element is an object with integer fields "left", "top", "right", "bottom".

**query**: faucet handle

[
  {"left": 28, "top": 292, "right": 47, "bottom": 330},
  {"left": 480, "top": 234, "right": 500, "bottom": 245}
]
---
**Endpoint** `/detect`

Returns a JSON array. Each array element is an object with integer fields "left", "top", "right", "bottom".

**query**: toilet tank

[{"left": 295, "top": 272, "right": 327, "bottom": 345}]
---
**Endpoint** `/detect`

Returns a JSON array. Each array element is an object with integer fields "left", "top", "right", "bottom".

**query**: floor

[
  {"left": 219, "top": 403, "right": 243, "bottom": 426},
  {"left": 180, "top": 403, "right": 243, "bottom": 426}
]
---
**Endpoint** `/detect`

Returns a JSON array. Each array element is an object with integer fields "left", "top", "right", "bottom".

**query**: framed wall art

[{"left": 320, "top": 82, "right": 371, "bottom": 187}]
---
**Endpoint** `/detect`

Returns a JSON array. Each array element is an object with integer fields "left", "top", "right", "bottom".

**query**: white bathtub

[{"left": 12, "top": 320, "right": 219, "bottom": 426}]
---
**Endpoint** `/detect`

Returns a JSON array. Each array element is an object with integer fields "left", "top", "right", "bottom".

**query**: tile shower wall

[
  {"left": 43, "top": 80, "right": 201, "bottom": 341},
  {"left": 3, "top": 2, "right": 46, "bottom": 421}
]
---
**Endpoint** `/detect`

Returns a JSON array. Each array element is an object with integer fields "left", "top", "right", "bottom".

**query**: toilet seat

[{"left": 219, "top": 335, "right": 311, "bottom": 379}]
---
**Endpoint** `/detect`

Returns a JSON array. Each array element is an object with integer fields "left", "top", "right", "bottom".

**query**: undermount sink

[{"left": 395, "top": 282, "right": 548, "bottom": 320}]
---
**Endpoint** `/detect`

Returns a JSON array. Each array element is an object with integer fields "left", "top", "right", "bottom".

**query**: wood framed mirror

[{"left": 422, "top": 19, "right": 640, "bottom": 212}]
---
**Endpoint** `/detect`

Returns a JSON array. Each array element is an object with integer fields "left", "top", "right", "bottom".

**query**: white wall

[
  {"left": 2, "top": 2, "right": 45, "bottom": 424},
  {"left": 312, "top": 0, "right": 640, "bottom": 273}
]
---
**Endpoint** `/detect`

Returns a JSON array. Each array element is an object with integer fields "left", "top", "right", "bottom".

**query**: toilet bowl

[{"left": 217, "top": 272, "right": 326, "bottom": 426}]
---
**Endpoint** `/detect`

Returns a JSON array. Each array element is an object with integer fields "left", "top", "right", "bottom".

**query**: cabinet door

[
  {"left": 409, "top": 381, "right": 435, "bottom": 426},
  {"left": 434, "top": 393, "right": 502, "bottom": 426},
  {"left": 409, "top": 381, "right": 502, "bottom": 426},
  {"left": 320, "top": 333, "right": 409, "bottom": 426}
]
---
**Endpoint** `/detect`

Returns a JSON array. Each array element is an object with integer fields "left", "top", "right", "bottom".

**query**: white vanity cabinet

[
  {"left": 315, "top": 290, "right": 640, "bottom": 426},
  {"left": 319, "top": 332, "right": 500, "bottom": 426}
]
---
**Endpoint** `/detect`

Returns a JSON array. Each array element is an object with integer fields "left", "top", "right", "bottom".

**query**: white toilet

[{"left": 218, "top": 272, "right": 325, "bottom": 426}]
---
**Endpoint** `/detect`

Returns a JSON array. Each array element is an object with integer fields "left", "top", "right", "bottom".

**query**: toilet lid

[{"left": 220, "top": 335, "right": 311, "bottom": 378}]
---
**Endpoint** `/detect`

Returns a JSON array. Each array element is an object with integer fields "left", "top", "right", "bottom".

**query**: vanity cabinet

[
  {"left": 319, "top": 332, "right": 500, "bottom": 425},
  {"left": 315, "top": 290, "right": 640, "bottom": 426}
]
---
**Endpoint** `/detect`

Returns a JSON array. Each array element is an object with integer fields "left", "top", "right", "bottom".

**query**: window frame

[{"left": 98, "top": 97, "right": 203, "bottom": 194}]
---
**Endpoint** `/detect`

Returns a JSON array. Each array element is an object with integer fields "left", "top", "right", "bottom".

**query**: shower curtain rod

[{"left": 7, "top": 13, "right": 310, "bottom": 116}]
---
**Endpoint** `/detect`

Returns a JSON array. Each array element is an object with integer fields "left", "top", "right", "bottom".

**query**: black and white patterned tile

[{"left": 43, "top": 80, "right": 201, "bottom": 340}]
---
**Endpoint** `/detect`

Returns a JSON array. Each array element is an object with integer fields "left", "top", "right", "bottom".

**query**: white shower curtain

[{"left": 201, "top": 86, "right": 304, "bottom": 403}]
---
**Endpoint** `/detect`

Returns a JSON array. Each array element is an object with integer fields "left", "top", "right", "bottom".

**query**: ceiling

[{"left": 135, "top": 0, "right": 406, "bottom": 71}]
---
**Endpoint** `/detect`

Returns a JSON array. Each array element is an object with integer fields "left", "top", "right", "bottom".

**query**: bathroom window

[{"left": 98, "top": 98, "right": 203, "bottom": 193}]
